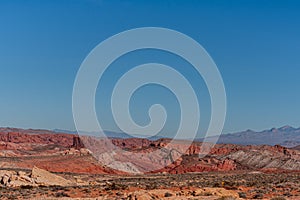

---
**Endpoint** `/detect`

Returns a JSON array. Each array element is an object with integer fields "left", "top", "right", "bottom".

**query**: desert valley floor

[{"left": 1, "top": 128, "right": 300, "bottom": 199}]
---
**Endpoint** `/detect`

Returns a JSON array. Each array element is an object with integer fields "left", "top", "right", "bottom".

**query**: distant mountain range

[
  {"left": 53, "top": 125, "right": 300, "bottom": 148},
  {"left": 52, "top": 129, "right": 162, "bottom": 140},
  {"left": 199, "top": 125, "right": 300, "bottom": 148},
  {"left": 53, "top": 129, "right": 133, "bottom": 139},
  {"left": 2, "top": 125, "right": 299, "bottom": 147}
]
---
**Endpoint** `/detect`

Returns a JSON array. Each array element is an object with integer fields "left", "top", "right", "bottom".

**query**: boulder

[{"left": 31, "top": 166, "right": 73, "bottom": 186}]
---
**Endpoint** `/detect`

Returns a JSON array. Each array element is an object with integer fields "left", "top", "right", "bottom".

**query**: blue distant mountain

[
  {"left": 54, "top": 125, "right": 300, "bottom": 147},
  {"left": 52, "top": 129, "right": 162, "bottom": 140},
  {"left": 53, "top": 129, "right": 77, "bottom": 134},
  {"left": 53, "top": 129, "right": 132, "bottom": 138},
  {"left": 198, "top": 125, "right": 300, "bottom": 147}
]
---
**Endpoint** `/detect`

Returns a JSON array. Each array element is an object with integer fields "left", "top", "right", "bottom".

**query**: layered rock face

[
  {"left": 0, "top": 131, "right": 74, "bottom": 147},
  {"left": 108, "top": 138, "right": 300, "bottom": 173},
  {"left": 0, "top": 128, "right": 300, "bottom": 174}
]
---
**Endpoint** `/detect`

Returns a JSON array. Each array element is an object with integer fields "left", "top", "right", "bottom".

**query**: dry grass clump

[
  {"left": 270, "top": 197, "right": 287, "bottom": 200},
  {"left": 217, "top": 196, "right": 236, "bottom": 200}
]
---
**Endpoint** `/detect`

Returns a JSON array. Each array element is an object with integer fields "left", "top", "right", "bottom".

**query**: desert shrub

[
  {"left": 164, "top": 192, "right": 173, "bottom": 197},
  {"left": 82, "top": 188, "right": 91, "bottom": 193},
  {"left": 51, "top": 185, "right": 64, "bottom": 191},
  {"left": 55, "top": 192, "right": 70, "bottom": 197},
  {"left": 217, "top": 196, "right": 236, "bottom": 200},
  {"left": 253, "top": 193, "right": 264, "bottom": 199},
  {"left": 270, "top": 197, "right": 287, "bottom": 200},
  {"left": 213, "top": 182, "right": 221, "bottom": 187},
  {"left": 238, "top": 192, "right": 247, "bottom": 198},
  {"left": 20, "top": 185, "right": 34, "bottom": 189}
]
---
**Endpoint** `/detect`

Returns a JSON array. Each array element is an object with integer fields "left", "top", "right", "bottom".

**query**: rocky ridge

[{"left": 0, "top": 128, "right": 300, "bottom": 174}]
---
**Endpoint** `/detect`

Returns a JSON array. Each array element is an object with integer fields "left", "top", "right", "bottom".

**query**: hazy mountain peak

[
  {"left": 270, "top": 127, "right": 278, "bottom": 132},
  {"left": 278, "top": 125, "right": 295, "bottom": 131},
  {"left": 201, "top": 125, "right": 300, "bottom": 148}
]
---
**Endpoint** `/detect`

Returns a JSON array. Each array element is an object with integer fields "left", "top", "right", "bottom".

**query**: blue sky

[{"left": 0, "top": 0, "right": 300, "bottom": 137}]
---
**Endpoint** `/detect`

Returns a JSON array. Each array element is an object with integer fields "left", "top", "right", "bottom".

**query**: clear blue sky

[{"left": 0, "top": 0, "right": 300, "bottom": 136}]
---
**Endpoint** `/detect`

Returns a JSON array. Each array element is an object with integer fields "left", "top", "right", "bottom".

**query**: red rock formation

[
  {"left": 0, "top": 130, "right": 74, "bottom": 147},
  {"left": 215, "top": 158, "right": 237, "bottom": 171},
  {"left": 1, "top": 128, "right": 300, "bottom": 174},
  {"left": 71, "top": 136, "right": 85, "bottom": 149}
]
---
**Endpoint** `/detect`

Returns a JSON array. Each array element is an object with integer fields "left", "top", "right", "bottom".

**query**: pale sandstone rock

[
  {"left": 0, "top": 167, "right": 77, "bottom": 187},
  {"left": 192, "top": 187, "right": 239, "bottom": 198},
  {"left": 80, "top": 148, "right": 92, "bottom": 155},
  {"left": 19, "top": 175, "right": 33, "bottom": 183},
  {"left": 31, "top": 166, "right": 73, "bottom": 186},
  {"left": 17, "top": 171, "right": 26, "bottom": 176},
  {"left": 1, "top": 174, "right": 10, "bottom": 185}
]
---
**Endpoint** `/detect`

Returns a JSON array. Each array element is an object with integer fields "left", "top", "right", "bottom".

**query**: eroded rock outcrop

[
  {"left": 31, "top": 166, "right": 73, "bottom": 186},
  {"left": 72, "top": 136, "right": 85, "bottom": 149},
  {"left": 1, "top": 128, "right": 300, "bottom": 174},
  {"left": 0, "top": 167, "right": 75, "bottom": 187},
  {"left": 0, "top": 130, "right": 74, "bottom": 148}
]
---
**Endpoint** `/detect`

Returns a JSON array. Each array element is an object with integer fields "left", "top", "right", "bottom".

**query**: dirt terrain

[
  {"left": 1, "top": 128, "right": 300, "bottom": 199},
  {"left": 1, "top": 169, "right": 300, "bottom": 199}
]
